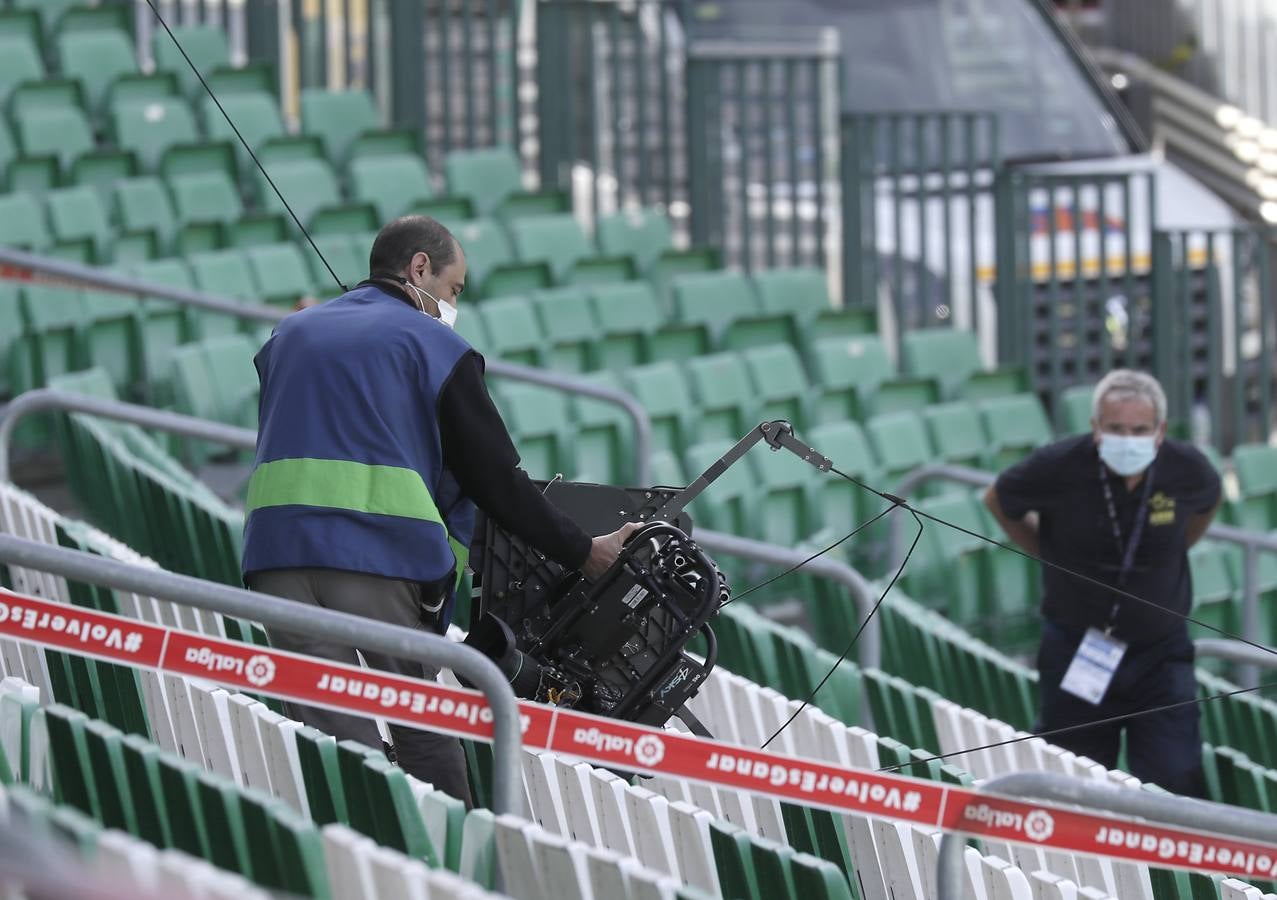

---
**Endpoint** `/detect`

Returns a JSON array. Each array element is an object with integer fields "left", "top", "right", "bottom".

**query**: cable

[
  {"left": 143, "top": 0, "right": 350, "bottom": 294},
  {"left": 875, "top": 677, "right": 1277, "bottom": 774},
  {"left": 760, "top": 507, "right": 924, "bottom": 749},
  {"left": 721, "top": 498, "right": 901, "bottom": 607}
]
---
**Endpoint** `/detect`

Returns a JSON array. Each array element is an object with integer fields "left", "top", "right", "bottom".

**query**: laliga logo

[
  {"left": 245, "top": 654, "right": 277, "bottom": 687},
  {"left": 1024, "top": 809, "right": 1055, "bottom": 843},
  {"left": 633, "top": 734, "right": 666, "bottom": 768}
]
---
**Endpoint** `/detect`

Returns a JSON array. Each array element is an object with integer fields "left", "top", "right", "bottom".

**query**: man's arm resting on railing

[{"left": 982, "top": 485, "right": 1041, "bottom": 558}]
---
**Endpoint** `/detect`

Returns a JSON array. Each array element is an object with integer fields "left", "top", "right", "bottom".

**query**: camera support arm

[{"left": 645, "top": 420, "right": 833, "bottom": 524}]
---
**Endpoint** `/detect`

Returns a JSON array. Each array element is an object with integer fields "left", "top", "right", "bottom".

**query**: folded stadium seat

[
  {"left": 162, "top": 149, "right": 248, "bottom": 251},
  {"left": 111, "top": 95, "right": 200, "bottom": 171},
  {"left": 749, "top": 438, "right": 823, "bottom": 551},
  {"left": 0, "top": 116, "right": 18, "bottom": 179},
  {"left": 300, "top": 88, "right": 407, "bottom": 165},
  {"left": 105, "top": 71, "right": 183, "bottom": 117},
  {"left": 905, "top": 491, "right": 991, "bottom": 623},
  {"left": 1229, "top": 443, "right": 1277, "bottom": 532},
  {"left": 200, "top": 92, "right": 286, "bottom": 174},
  {"left": 8, "top": 155, "right": 58, "bottom": 198},
  {"left": 152, "top": 24, "right": 268, "bottom": 103},
  {"left": 70, "top": 147, "right": 140, "bottom": 202},
  {"left": 306, "top": 235, "right": 365, "bottom": 295},
  {"left": 507, "top": 213, "right": 636, "bottom": 285},
  {"left": 593, "top": 207, "right": 720, "bottom": 277},
  {"left": 584, "top": 282, "right": 663, "bottom": 368},
  {"left": 0, "top": 20, "right": 44, "bottom": 108},
  {"left": 43, "top": 184, "right": 112, "bottom": 263},
  {"left": 669, "top": 270, "right": 798, "bottom": 352},
  {"left": 11, "top": 0, "right": 80, "bottom": 39},
  {"left": 488, "top": 382, "right": 574, "bottom": 479},
  {"left": 251, "top": 156, "right": 367, "bottom": 234},
  {"left": 127, "top": 258, "right": 195, "bottom": 396},
  {"left": 447, "top": 218, "right": 548, "bottom": 299},
  {"left": 1188, "top": 540, "right": 1240, "bottom": 642},
  {"left": 809, "top": 334, "right": 912, "bottom": 422},
  {"left": 9, "top": 284, "right": 85, "bottom": 394},
  {"left": 442, "top": 146, "right": 568, "bottom": 220},
  {"left": 0, "top": 285, "right": 21, "bottom": 395},
  {"left": 529, "top": 287, "right": 599, "bottom": 372},
  {"left": 1056, "top": 382, "right": 1095, "bottom": 435},
  {"left": 453, "top": 303, "right": 491, "bottom": 355},
  {"left": 112, "top": 175, "right": 179, "bottom": 258},
  {"left": 623, "top": 360, "right": 701, "bottom": 457},
  {"left": 864, "top": 410, "right": 937, "bottom": 496},
  {"left": 81, "top": 283, "right": 142, "bottom": 394},
  {"left": 899, "top": 328, "right": 1026, "bottom": 401},
  {"left": 921, "top": 400, "right": 992, "bottom": 472},
  {"left": 751, "top": 267, "right": 876, "bottom": 342},
  {"left": 0, "top": 190, "right": 50, "bottom": 251},
  {"left": 244, "top": 242, "right": 318, "bottom": 308},
  {"left": 169, "top": 336, "right": 259, "bottom": 465},
  {"left": 567, "top": 370, "right": 635, "bottom": 484},
  {"left": 471, "top": 295, "right": 547, "bottom": 367},
  {"left": 740, "top": 344, "right": 816, "bottom": 432},
  {"left": 650, "top": 448, "right": 687, "bottom": 488},
  {"left": 14, "top": 103, "right": 94, "bottom": 170},
  {"left": 57, "top": 27, "right": 139, "bottom": 117},
  {"left": 348, "top": 153, "right": 439, "bottom": 221},
  {"left": 683, "top": 440, "right": 760, "bottom": 539},
  {"left": 685, "top": 352, "right": 759, "bottom": 444},
  {"left": 803, "top": 419, "right": 885, "bottom": 561},
  {"left": 187, "top": 247, "right": 264, "bottom": 340},
  {"left": 976, "top": 393, "right": 1053, "bottom": 470}
]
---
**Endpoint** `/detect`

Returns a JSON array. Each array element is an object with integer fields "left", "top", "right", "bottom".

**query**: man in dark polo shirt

[{"left": 984, "top": 369, "right": 1220, "bottom": 795}]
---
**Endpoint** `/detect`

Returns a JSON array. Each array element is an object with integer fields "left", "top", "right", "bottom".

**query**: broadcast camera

[{"left": 463, "top": 421, "right": 832, "bottom": 737}]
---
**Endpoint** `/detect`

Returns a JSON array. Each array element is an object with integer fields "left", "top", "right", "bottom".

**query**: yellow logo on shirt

[{"left": 1149, "top": 492, "right": 1176, "bottom": 526}]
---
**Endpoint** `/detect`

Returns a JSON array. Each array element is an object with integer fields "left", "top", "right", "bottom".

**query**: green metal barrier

[
  {"left": 684, "top": 39, "right": 840, "bottom": 271},
  {"left": 841, "top": 111, "right": 1000, "bottom": 341},
  {"left": 536, "top": 0, "right": 684, "bottom": 218},
  {"left": 1155, "top": 228, "right": 1277, "bottom": 451},
  {"left": 994, "top": 167, "right": 1157, "bottom": 411}
]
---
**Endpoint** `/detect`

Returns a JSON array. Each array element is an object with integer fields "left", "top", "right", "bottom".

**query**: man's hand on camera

[{"left": 582, "top": 522, "right": 642, "bottom": 580}]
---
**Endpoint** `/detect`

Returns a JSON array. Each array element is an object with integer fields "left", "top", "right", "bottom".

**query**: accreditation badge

[{"left": 1059, "top": 627, "right": 1128, "bottom": 705}]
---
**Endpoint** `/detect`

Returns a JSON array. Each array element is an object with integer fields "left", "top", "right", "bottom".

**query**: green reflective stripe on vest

[
  {"left": 448, "top": 535, "right": 470, "bottom": 589},
  {"left": 246, "top": 458, "right": 445, "bottom": 523}
]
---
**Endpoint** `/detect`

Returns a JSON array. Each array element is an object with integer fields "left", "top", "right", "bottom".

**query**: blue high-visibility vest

[{"left": 242, "top": 283, "right": 475, "bottom": 626}]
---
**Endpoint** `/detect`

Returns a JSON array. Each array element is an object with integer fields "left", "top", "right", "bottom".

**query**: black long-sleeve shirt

[{"left": 367, "top": 279, "right": 593, "bottom": 570}]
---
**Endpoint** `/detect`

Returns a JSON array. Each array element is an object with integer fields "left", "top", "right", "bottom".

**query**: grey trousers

[{"left": 246, "top": 567, "right": 473, "bottom": 807}]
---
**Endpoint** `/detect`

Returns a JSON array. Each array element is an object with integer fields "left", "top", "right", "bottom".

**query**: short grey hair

[{"left": 1092, "top": 369, "right": 1167, "bottom": 426}]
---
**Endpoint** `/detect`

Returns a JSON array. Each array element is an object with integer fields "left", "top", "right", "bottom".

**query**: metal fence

[
  {"left": 684, "top": 38, "right": 840, "bottom": 271},
  {"left": 842, "top": 111, "right": 1000, "bottom": 342}
]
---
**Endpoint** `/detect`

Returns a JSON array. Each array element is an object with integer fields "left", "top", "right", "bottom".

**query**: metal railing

[
  {"left": 935, "top": 771, "right": 1277, "bottom": 899},
  {"left": 891, "top": 463, "right": 1277, "bottom": 687},
  {"left": 0, "top": 531, "right": 524, "bottom": 817},
  {"left": 0, "top": 248, "right": 654, "bottom": 485}
]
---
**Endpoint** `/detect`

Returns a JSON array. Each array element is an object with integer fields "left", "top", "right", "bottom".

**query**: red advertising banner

[{"left": 0, "top": 585, "right": 1272, "bottom": 880}]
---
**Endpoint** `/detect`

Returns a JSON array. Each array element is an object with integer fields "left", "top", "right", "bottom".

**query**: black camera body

[{"left": 465, "top": 481, "right": 725, "bottom": 731}]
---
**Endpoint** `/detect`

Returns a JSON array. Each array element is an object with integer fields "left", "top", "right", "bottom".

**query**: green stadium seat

[
  {"left": 300, "top": 88, "right": 385, "bottom": 162},
  {"left": 568, "top": 370, "right": 635, "bottom": 484},
  {"left": 447, "top": 219, "right": 517, "bottom": 296},
  {"left": 922, "top": 401, "right": 991, "bottom": 471},
  {"left": 57, "top": 29, "right": 138, "bottom": 115},
  {"left": 0, "top": 190, "right": 49, "bottom": 250},
  {"left": 348, "top": 153, "right": 437, "bottom": 221},
  {"left": 491, "top": 382, "right": 574, "bottom": 479},
  {"left": 1189, "top": 541, "right": 1239, "bottom": 639},
  {"left": 308, "top": 235, "right": 365, "bottom": 293},
  {"left": 669, "top": 270, "right": 796, "bottom": 351},
  {"left": 1231, "top": 443, "right": 1277, "bottom": 532},
  {"left": 253, "top": 157, "right": 344, "bottom": 230},
  {"left": 113, "top": 176, "right": 178, "bottom": 256},
  {"left": 106, "top": 72, "right": 181, "bottom": 111},
  {"left": 82, "top": 285, "right": 142, "bottom": 392},
  {"left": 454, "top": 303, "right": 491, "bottom": 355},
  {"left": 10, "top": 78, "right": 84, "bottom": 118},
  {"left": 752, "top": 267, "right": 875, "bottom": 339},
  {"left": 11, "top": 284, "right": 85, "bottom": 393},
  {"left": 684, "top": 440, "right": 759, "bottom": 537},
  {"left": 650, "top": 448, "right": 687, "bottom": 487},
  {"left": 309, "top": 203, "right": 378, "bottom": 238},
  {"left": 54, "top": 4, "right": 129, "bottom": 37},
  {"left": 686, "top": 352, "right": 759, "bottom": 443},
  {"left": 741, "top": 344, "right": 815, "bottom": 432},
  {"left": 8, "top": 155, "right": 58, "bottom": 199},
  {"left": 594, "top": 206, "right": 719, "bottom": 277},
  {"left": 44, "top": 185, "right": 111, "bottom": 262},
  {"left": 909, "top": 492, "right": 990, "bottom": 621},
  {"left": 507, "top": 213, "right": 635, "bottom": 284},
  {"left": 245, "top": 242, "right": 316, "bottom": 308},
  {"left": 624, "top": 361, "right": 700, "bottom": 457},
  {"left": 865, "top": 411, "right": 936, "bottom": 493},
  {"left": 708, "top": 818, "right": 761, "bottom": 900},
  {"left": 750, "top": 440, "right": 821, "bottom": 548},
  {"left": 476, "top": 295, "right": 545, "bottom": 366},
  {"left": 256, "top": 134, "right": 326, "bottom": 165},
  {"left": 808, "top": 334, "right": 895, "bottom": 422},
  {"left": 16, "top": 106, "right": 94, "bottom": 168},
  {"left": 200, "top": 92, "right": 286, "bottom": 171},
  {"left": 977, "top": 393, "right": 1053, "bottom": 470},
  {"left": 128, "top": 258, "right": 194, "bottom": 391},
  {"left": 204, "top": 63, "right": 275, "bottom": 99},
  {"left": 11, "top": 0, "right": 78, "bottom": 38},
  {"left": 112, "top": 97, "right": 200, "bottom": 171},
  {"left": 71, "top": 146, "right": 139, "bottom": 195},
  {"left": 529, "top": 287, "right": 598, "bottom": 373},
  {"left": 586, "top": 282, "right": 661, "bottom": 369},
  {"left": 170, "top": 335, "right": 259, "bottom": 430},
  {"left": 443, "top": 146, "right": 566, "bottom": 218},
  {"left": 360, "top": 756, "right": 438, "bottom": 861},
  {"left": 152, "top": 25, "right": 232, "bottom": 99},
  {"left": 806, "top": 420, "right": 882, "bottom": 534},
  {"left": 0, "top": 31, "right": 44, "bottom": 106},
  {"left": 0, "top": 117, "right": 17, "bottom": 178},
  {"left": 189, "top": 248, "right": 257, "bottom": 303},
  {"left": 1056, "top": 383, "right": 1094, "bottom": 434},
  {"left": 900, "top": 328, "right": 1024, "bottom": 399}
]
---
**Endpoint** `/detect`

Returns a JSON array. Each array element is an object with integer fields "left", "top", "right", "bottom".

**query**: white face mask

[
  {"left": 404, "top": 279, "right": 459, "bottom": 330},
  {"left": 1098, "top": 433, "right": 1158, "bottom": 476}
]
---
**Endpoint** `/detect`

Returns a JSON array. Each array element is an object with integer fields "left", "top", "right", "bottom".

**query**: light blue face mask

[{"left": 1098, "top": 433, "right": 1158, "bottom": 476}]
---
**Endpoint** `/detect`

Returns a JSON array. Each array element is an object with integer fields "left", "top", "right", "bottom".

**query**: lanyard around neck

[{"left": 1098, "top": 461, "right": 1156, "bottom": 623}]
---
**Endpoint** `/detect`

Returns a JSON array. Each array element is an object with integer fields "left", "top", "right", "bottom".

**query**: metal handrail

[
  {"left": 936, "top": 771, "right": 1277, "bottom": 898},
  {"left": 890, "top": 463, "right": 1277, "bottom": 686},
  {"left": 0, "top": 248, "right": 654, "bottom": 485},
  {"left": 696, "top": 529, "right": 881, "bottom": 672},
  {"left": 0, "top": 532, "right": 524, "bottom": 817}
]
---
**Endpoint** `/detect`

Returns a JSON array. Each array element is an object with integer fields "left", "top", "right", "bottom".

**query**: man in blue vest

[{"left": 243, "top": 215, "right": 637, "bottom": 804}]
